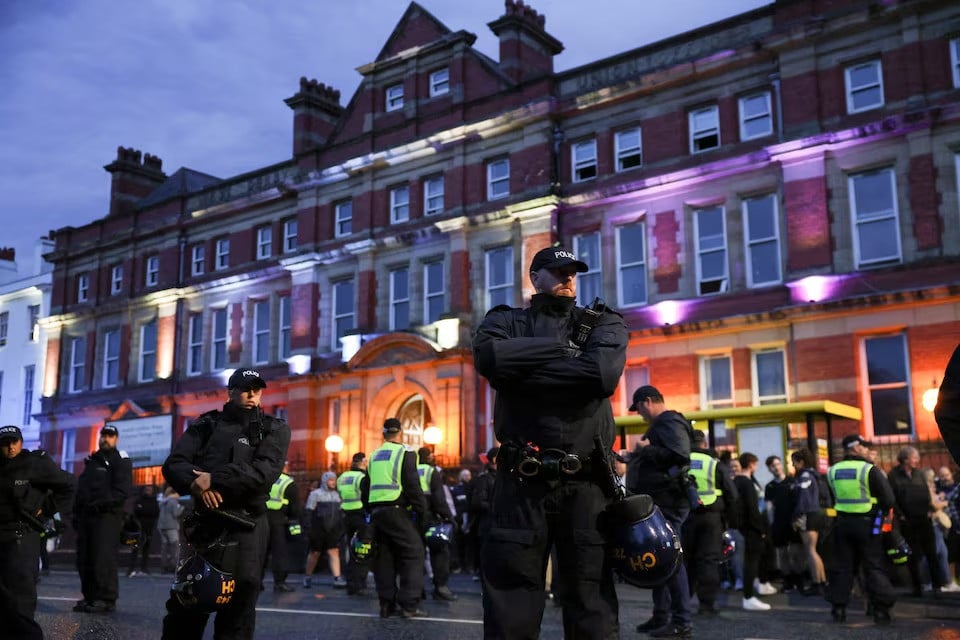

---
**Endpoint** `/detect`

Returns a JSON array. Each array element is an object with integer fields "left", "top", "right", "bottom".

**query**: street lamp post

[{"left": 325, "top": 434, "right": 344, "bottom": 472}]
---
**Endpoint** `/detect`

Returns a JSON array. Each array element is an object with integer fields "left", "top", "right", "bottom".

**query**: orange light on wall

[
  {"left": 922, "top": 380, "right": 939, "bottom": 413},
  {"left": 156, "top": 313, "right": 176, "bottom": 379}
]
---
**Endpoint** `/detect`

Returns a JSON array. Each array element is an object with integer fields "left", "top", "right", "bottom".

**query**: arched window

[{"left": 396, "top": 394, "right": 432, "bottom": 449}]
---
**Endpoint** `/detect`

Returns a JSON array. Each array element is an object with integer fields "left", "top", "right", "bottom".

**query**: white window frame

[
  {"left": 253, "top": 299, "right": 270, "bottom": 365},
  {"left": 187, "top": 312, "right": 203, "bottom": 376},
  {"left": 279, "top": 295, "right": 291, "bottom": 359},
  {"left": 332, "top": 279, "right": 356, "bottom": 351},
  {"left": 191, "top": 244, "right": 205, "bottom": 276},
  {"left": 77, "top": 274, "right": 89, "bottom": 303},
  {"left": 389, "top": 267, "right": 410, "bottom": 331},
  {"left": 750, "top": 346, "right": 788, "bottom": 405},
  {"left": 485, "top": 246, "right": 514, "bottom": 309},
  {"left": 572, "top": 139, "right": 598, "bottom": 182},
  {"left": 487, "top": 158, "right": 510, "bottom": 201},
  {"left": 102, "top": 328, "right": 120, "bottom": 388},
  {"left": 861, "top": 333, "right": 914, "bottom": 438},
  {"left": 335, "top": 201, "right": 352, "bottom": 238},
  {"left": 742, "top": 194, "right": 782, "bottom": 287},
  {"left": 615, "top": 223, "right": 647, "bottom": 307},
  {"left": 424, "top": 175, "right": 444, "bottom": 216},
  {"left": 738, "top": 91, "right": 772, "bottom": 141},
  {"left": 423, "top": 260, "right": 445, "bottom": 324},
  {"left": 689, "top": 105, "right": 720, "bottom": 154},
  {"left": 699, "top": 353, "right": 733, "bottom": 409},
  {"left": 283, "top": 219, "right": 298, "bottom": 253},
  {"left": 848, "top": 167, "right": 902, "bottom": 268},
  {"left": 69, "top": 336, "right": 86, "bottom": 393},
  {"left": 139, "top": 319, "right": 157, "bottom": 383},
  {"left": 845, "top": 59, "right": 884, "bottom": 114},
  {"left": 573, "top": 232, "right": 603, "bottom": 307},
  {"left": 212, "top": 308, "right": 228, "bottom": 371},
  {"left": 215, "top": 238, "right": 230, "bottom": 271},
  {"left": 952, "top": 38, "right": 960, "bottom": 89},
  {"left": 60, "top": 429, "right": 75, "bottom": 473},
  {"left": 22, "top": 364, "right": 35, "bottom": 426},
  {"left": 28, "top": 305, "right": 39, "bottom": 342},
  {"left": 145, "top": 255, "right": 159, "bottom": 287},
  {"left": 256, "top": 226, "right": 272, "bottom": 260},
  {"left": 390, "top": 185, "right": 410, "bottom": 224},
  {"left": 386, "top": 84, "right": 404, "bottom": 111},
  {"left": 694, "top": 206, "right": 729, "bottom": 295},
  {"left": 110, "top": 265, "right": 123, "bottom": 295},
  {"left": 614, "top": 128, "right": 642, "bottom": 172},
  {"left": 0, "top": 311, "right": 7, "bottom": 347},
  {"left": 429, "top": 68, "right": 449, "bottom": 97}
]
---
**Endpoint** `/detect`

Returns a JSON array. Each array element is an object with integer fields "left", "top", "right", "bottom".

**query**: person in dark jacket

[
  {"left": 473, "top": 245, "right": 627, "bottom": 640},
  {"left": 160, "top": 368, "right": 290, "bottom": 640},
  {"left": 935, "top": 344, "right": 960, "bottom": 465},
  {"left": 733, "top": 453, "right": 773, "bottom": 611},
  {"left": 469, "top": 447, "right": 497, "bottom": 578},
  {"left": 790, "top": 448, "right": 826, "bottom": 595},
  {"left": 764, "top": 455, "right": 804, "bottom": 593},
  {"left": 128, "top": 484, "right": 160, "bottom": 576},
  {"left": 0, "top": 425, "right": 76, "bottom": 639},
  {"left": 450, "top": 468, "right": 473, "bottom": 573},
  {"left": 74, "top": 423, "right": 133, "bottom": 614},
  {"left": 626, "top": 386, "right": 695, "bottom": 638},
  {"left": 418, "top": 447, "right": 458, "bottom": 601}
]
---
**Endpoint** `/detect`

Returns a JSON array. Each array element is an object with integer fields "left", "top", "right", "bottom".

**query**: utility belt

[{"left": 499, "top": 443, "right": 594, "bottom": 482}]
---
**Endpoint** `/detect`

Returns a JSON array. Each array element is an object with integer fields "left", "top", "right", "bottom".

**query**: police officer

[
  {"left": 74, "top": 423, "right": 133, "bottom": 613},
  {"left": 682, "top": 429, "right": 738, "bottom": 617},
  {"left": 935, "top": 344, "right": 960, "bottom": 465},
  {"left": 0, "top": 425, "right": 75, "bottom": 639},
  {"left": 264, "top": 461, "right": 300, "bottom": 592},
  {"left": 337, "top": 451, "right": 370, "bottom": 594},
  {"left": 364, "top": 418, "right": 428, "bottom": 618},
  {"left": 825, "top": 434, "right": 897, "bottom": 625},
  {"left": 473, "top": 245, "right": 628, "bottom": 640},
  {"left": 161, "top": 368, "right": 290, "bottom": 640},
  {"left": 417, "top": 446, "right": 458, "bottom": 601},
  {"left": 625, "top": 386, "right": 695, "bottom": 638}
]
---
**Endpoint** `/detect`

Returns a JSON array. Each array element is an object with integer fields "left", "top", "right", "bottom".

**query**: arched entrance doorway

[{"left": 396, "top": 394, "right": 432, "bottom": 449}]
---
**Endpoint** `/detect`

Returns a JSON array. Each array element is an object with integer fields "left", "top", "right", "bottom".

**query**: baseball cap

[
  {"left": 842, "top": 434, "right": 872, "bottom": 449},
  {"left": 383, "top": 418, "right": 402, "bottom": 433},
  {"left": 0, "top": 425, "right": 23, "bottom": 443},
  {"left": 629, "top": 385, "right": 664, "bottom": 412},
  {"left": 529, "top": 246, "right": 588, "bottom": 273},
  {"left": 100, "top": 425, "right": 119, "bottom": 437},
  {"left": 227, "top": 368, "right": 267, "bottom": 391}
]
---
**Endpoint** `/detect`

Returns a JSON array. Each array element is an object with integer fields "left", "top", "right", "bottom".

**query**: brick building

[{"left": 37, "top": 0, "right": 960, "bottom": 482}]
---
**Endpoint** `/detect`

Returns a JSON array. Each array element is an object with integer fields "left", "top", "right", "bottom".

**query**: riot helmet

[
  {"left": 605, "top": 494, "right": 683, "bottom": 589},
  {"left": 171, "top": 553, "right": 238, "bottom": 613},
  {"left": 424, "top": 522, "right": 454, "bottom": 550},
  {"left": 720, "top": 530, "right": 736, "bottom": 562}
]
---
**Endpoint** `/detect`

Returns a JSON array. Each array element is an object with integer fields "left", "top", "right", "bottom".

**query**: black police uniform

[
  {"left": 0, "top": 439, "right": 75, "bottom": 639},
  {"left": 420, "top": 459, "right": 457, "bottom": 598},
  {"left": 338, "top": 463, "right": 370, "bottom": 594},
  {"left": 935, "top": 344, "right": 960, "bottom": 465},
  {"left": 161, "top": 401, "right": 290, "bottom": 640},
  {"left": 74, "top": 442, "right": 133, "bottom": 611},
  {"left": 469, "top": 460, "right": 497, "bottom": 565},
  {"left": 473, "top": 292, "right": 628, "bottom": 640},
  {"left": 264, "top": 474, "right": 300, "bottom": 590}
]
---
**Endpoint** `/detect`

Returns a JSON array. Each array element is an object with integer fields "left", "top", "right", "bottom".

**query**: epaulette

[
  {"left": 31, "top": 449, "right": 48, "bottom": 458},
  {"left": 484, "top": 304, "right": 514, "bottom": 317},
  {"left": 118, "top": 450, "right": 130, "bottom": 459}
]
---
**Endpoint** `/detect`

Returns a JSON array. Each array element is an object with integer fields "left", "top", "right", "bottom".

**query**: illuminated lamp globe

[
  {"left": 423, "top": 425, "right": 443, "bottom": 446},
  {"left": 325, "top": 434, "right": 344, "bottom": 453},
  {"left": 922, "top": 383, "right": 939, "bottom": 413}
]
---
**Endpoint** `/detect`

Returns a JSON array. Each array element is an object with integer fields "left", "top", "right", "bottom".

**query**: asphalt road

[{"left": 34, "top": 570, "right": 960, "bottom": 640}]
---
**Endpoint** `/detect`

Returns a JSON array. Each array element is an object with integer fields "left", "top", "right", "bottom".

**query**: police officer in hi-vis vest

[
  {"left": 364, "top": 418, "right": 428, "bottom": 618},
  {"left": 825, "top": 434, "right": 897, "bottom": 625},
  {"left": 264, "top": 462, "right": 300, "bottom": 592},
  {"left": 337, "top": 452, "right": 370, "bottom": 595},
  {"left": 417, "top": 446, "right": 458, "bottom": 601}
]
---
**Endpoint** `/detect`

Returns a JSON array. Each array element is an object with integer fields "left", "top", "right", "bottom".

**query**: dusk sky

[{"left": 1, "top": 0, "right": 768, "bottom": 277}]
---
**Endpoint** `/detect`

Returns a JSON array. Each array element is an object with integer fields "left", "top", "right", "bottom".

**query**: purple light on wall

[
  {"left": 787, "top": 275, "right": 845, "bottom": 303},
  {"left": 653, "top": 299, "right": 690, "bottom": 326}
]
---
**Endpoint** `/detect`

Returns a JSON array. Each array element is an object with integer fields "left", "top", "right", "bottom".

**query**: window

[
  {"left": 845, "top": 60, "right": 884, "bottom": 113},
  {"left": 487, "top": 158, "right": 510, "bottom": 200},
  {"left": 77, "top": 274, "right": 89, "bottom": 303},
  {"left": 695, "top": 206, "right": 728, "bottom": 295},
  {"left": 751, "top": 347, "right": 787, "bottom": 405},
  {"left": 145, "top": 256, "right": 159, "bottom": 287},
  {"left": 739, "top": 92, "right": 772, "bottom": 140},
  {"left": 22, "top": 365, "right": 35, "bottom": 425},
  {"left": 110, "top": 264, "right": 123, "bottom": 295},
  {"left": 390, "top": 185, "right": 410, "bottom": 224},
  {"left": 60, "top": 429, "right": 75, "bottom": 473},
  {"left": 485, "top": 246, "right": 514, "bottom": 308},
  {"left": 215, "top": 238, "right": 230, "bottom": 271},
  {"left": 283, "top": 219, "right": 298, "bottom": 253},
  {"left": 332, "top": 279, "right": 356, "bottom": 350},
  {"left": 743, "top": 194, "right": 781, "bottom": 287},
  {"left": 615, "top": 128, "right": 642, "bottom": 172},
  {"left": 952, "top": 38, "right": 960, "bottom": 88},
  {"left": 429, "top": 68, "right": 449, "bottom": 97},
  {"left": 102, "top": 328, "right": 120, "bottom": 388},
  {"left": 424, "top": 175, "right": 444, "bottom": 216},
  {"left": 335, "top": 201, "right": 352, "bottom": 237},
  {"left": 212, "top": 308, "right": 228, "bottom": 370},
  {"left": 863, "top": 334, "right": 912, "bottom": 436},
  {"left": 253, "top": 300, "right": 270, "bottom": 364},
  {"left": 689, "top": 106, "right": 720, "bottom": 153},
  {"left": 624, "top": 364, "right": 650, "bottom": 415},
  {"left": 849, "top": 168, "right": 901, "bottom": 267},
  {"left": 386, "top": 84, "right": 404, "bottom": 111},
  {"left": 140, "top": 319, "right": 157, "bottom": 382},
  {"left": 616, "top": 224, "right": 647, "bottom": 306},
  {"left": 256, "top": 226, "right": 272, "bottom": 260},
  {"left": 700, "top": 353, "right": 733, "bottom": 409},
  {"left": 424, "top": 260, "right": 445, "bottom": 324},
  {"left": 279, "top": 295, "right": 291, "bottom": 359},
  {"left": 0, "top": 373, "right": 3, "bottom": 414},
  {"left": 390, "top": 267, "right": 410, "bottom": 331},
  {"left": 574, "top": 232, "right": 603, "bottom": 307},
  {"left": 572, "top": 139, "right": 597, "bottom": 182},
  {"left": 0, "top": 311, "right": 7, "bottom": 347},
  {"left": 28, "top": 305, "right": 39, "bottom": 342},
  {"left": 69, "top": 336, "right": 86, "bottom": 393},
  {"left": 191, "top": 244, "right": 205, "bottom": 276},
  {"left": 187, "top": 313, "right": 203, "bottom": 376}
]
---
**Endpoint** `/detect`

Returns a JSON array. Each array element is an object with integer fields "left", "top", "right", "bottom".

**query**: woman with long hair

[{"left": 791, "top": 448, "right": 827, "bottom": 595}]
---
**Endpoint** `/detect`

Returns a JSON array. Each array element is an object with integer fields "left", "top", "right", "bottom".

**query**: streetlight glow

[
  {"left": 423, "top": 425, "right": 443, "bottom": 446},
  {"left": 325, "top": 434, "right": 344, "bottom": 453}
]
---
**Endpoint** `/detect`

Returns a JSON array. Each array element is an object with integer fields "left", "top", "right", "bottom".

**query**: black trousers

[
  {"left": 264, "top": 511, "right": 290, "bottom": 583},
  {"left": 370, "top": 505, "right": 425, "bottom": 611},
  {"left": 741, "top": 530, "right": 764, "bottom": 599},
  {"left": 0, "top": 529, "right": 44, "bottom": 639},
  {"left": 129, "top": 517, "right": 157, "bottom": 572},
  {"left": 162, "top": 512, "right": 269, "bottom": 640},
  {"left": 902, "top": 516, "right": 945, "bottom": 589},
  {"left": 76, "top": 510, "right": 123, "bottom": 604},
  {"left": 681, "top": 509, "right": 723, "bottom": 607},
  {"left": 342, "top": 509, "right": 370, "bottom": 592},
  {"left": 825, "top": 514, "right": 895, "bottom": 611},
  {"left": 428, "top": 537, "right": 452, "bottom": 589},
  {"left": 481, "top": 474, "right": 617, "bottom": 640}
]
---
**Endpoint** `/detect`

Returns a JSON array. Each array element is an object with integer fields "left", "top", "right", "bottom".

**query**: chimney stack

[
  {"left": 0, "top": 247, "right": 16, "bottom": 285},
  {"left": 103, "top": 147, "right": 167, "bottom": 217},
  {"left": 488, "top": 0, "right": 563, "bottom": 83},
  {"left": 285, "top": 77, "right": 344, "bottom": 155}
]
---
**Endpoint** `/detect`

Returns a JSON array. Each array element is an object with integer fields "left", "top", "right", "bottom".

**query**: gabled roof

[
  {"left": 138, "top": 167, "right": 221, "bottom": 209},
  {"left": 373, "top": 2, "right": 452, "bottom": 63}
]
